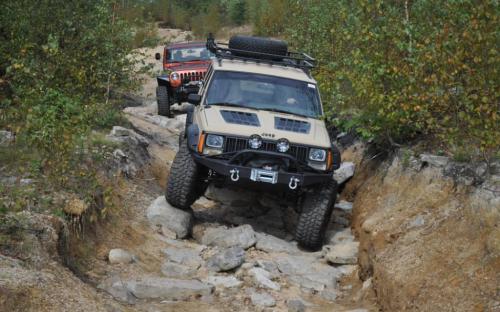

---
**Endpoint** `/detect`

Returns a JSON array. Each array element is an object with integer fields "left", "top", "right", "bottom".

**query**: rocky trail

[{"left": 90, "top": 94, "right": 376, "bottom": 311}]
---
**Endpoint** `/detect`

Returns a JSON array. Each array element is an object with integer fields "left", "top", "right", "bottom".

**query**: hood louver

[
  {"left": 220, "top": 110, "right": 260, "bottom": 127},
  {"left": 274, "top": 117, "right": 311, "bottom": 134}
]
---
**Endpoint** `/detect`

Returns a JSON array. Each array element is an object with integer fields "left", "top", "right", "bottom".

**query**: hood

[
  {"left": 201, "top": 105, "right": 331, "bottom": 148},
  {"left": 165, "top": 61, "right": 210, "bottom": 72}
]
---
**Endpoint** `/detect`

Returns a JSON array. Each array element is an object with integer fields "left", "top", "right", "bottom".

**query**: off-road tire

[
  {"left": 156, "top": 85, "right": 171, "bottom": 117},
  {"left": 228, "top": 35, "right": 288, "bottom": 60},
  {"left": 295, "top": 180, "right": 338, "bottom": 250},
  {"left": 165, "top": 138, "right": 203, "bottom": 210}
]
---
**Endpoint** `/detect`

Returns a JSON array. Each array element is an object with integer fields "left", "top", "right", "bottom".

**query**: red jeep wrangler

[{"left": 155, "top": 42, "right": 213, "bottom": 117}]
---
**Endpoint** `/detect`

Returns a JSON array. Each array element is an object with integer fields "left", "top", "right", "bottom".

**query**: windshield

[
  {"left": 168, "top": 46, "right": 214, "bottom": 62},
  {"left": 205, "top": 71, "right": 322, "bottom": 118}
]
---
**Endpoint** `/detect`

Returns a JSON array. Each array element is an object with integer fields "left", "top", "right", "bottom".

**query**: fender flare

[
  {"left": 186, "top": 123, "right": 200, "bottom": 152},
  {"left": 157, "top": 75, "right": 170, "bottom": 87}
]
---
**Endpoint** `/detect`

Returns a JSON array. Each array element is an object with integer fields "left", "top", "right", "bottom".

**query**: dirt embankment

[{"left": 341, "top": 144, "right": 500, "bottom": 311}]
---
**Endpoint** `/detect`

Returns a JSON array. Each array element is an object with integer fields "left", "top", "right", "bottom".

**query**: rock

[
  {"left": 97, "top": 277, "right": 136, "bottom": 304},
  {"left": 286, "top": 298, "right": 308, "bottom": 312},
  {"left": 127, "top": 277, "right": 213, "bottom": 300},
  {"left": 163, "top": 247, "right": 203, "bottom": 268},
  {"left": 146, "top": 196, "right": 192, "bottom": 239},
  {"left": 334, "top": 200, "right": 353, "bottom": 212},
  {"left": 192, "top": 196, "right": 219, "bottom": 210},
  {"left": 320, "top": 288, "right": 339, "bottom": 302},
  {"left": 248, "top": 267, "right": 280, "bottom": 291},
  {"left": 276, "top": 255, "right": 341, "bottom": 291},
  {"left": 324, "top": 241, "right": 360, "bottom": 265},
  {"left": 0, "top": 130, "right": 14, "bottom": 146},
  {"left": 326, "top": 228, "right": 355, "bottom": 245},
  {"left": 107, "top": 126, "right": 149, "bottom": 146},
  {"left": 250, "top": 291, "right": 276, "bottom": 307},
  {"left": 204, "top": 276, "right": 242, "bottom": 288},
  {"left": 420, "top": 154, "right": 449, "bottom": 167},
  {"left": 333, "top": 162, "right": 355, "bottom": 184},
  {"left": 161, "top": 262, "right": 197, "bottom": 278},
  {"left": 407, "top": 214, "right": 425, "bottom": 229},
  {"left": 108, "top": 249, "right": 136, "bottom": 264},
  {"left": 206, "top": 246, "right": 245, "bottom": 272},
  {"left": 255, "top": 232, "right": 298, "bottom": 254},
  {"left": 256, "top": 260, "right": 280, "bottom": 278},
  {"left": 200, "top": 224, "right": 256, "bottom": 249}
]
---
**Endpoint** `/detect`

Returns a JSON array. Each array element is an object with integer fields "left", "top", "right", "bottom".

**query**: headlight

[
  {"left": 309, "top": 148, "right": 326, "bottom": 161},
  {"left": 248, "top": 135, "right": 262, "bottom": 149},
  {"left": 276, "top": 138, "right": 289, "bottom": 153},
  {"left": 205, "top": 134, "right": 224, "bottom": 148}
]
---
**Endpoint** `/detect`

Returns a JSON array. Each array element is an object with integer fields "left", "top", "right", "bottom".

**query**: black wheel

[
  {"left": 157, "top": 85, "right": 171, "bottom": 117},
  {"left": 165, "top": 137, "right": 205, "bottom": 210},
  {"left": 228, "top": 35, "right": 288, "bottom": 60},
  {"left": 295, "top": 180, "right": 338, "bottom": 250}
]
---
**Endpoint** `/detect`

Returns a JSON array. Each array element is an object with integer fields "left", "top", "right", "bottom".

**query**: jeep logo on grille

[{"left": 262, "top": 133, "right": 275, "bottom": 138}]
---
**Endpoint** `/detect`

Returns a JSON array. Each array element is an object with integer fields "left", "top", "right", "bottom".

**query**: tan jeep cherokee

[{"left": 165, "top": 35, "right": 341, "bottom": 250}]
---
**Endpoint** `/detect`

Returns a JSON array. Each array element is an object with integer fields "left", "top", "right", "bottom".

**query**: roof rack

[{"left": 206, "top": 34, "right": 316, "bottom": 72}]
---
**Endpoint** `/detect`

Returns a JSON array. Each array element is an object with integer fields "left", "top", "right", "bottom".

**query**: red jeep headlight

[{"left": 170, "top": 72, "right": 181, "bottom": 88}]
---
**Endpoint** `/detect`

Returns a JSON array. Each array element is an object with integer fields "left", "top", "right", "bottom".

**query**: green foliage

[
  {"left": 251, "top": 0, "right": 499, "bottom": 158},
  {"left": 0, "top": 0, "right": 138, "bottom": 167}
]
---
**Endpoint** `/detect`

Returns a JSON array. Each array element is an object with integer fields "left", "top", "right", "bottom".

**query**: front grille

[
  {"left": 223, "top": 137, "right": 308, "bottom": 163},
  {"left": 180, "top": 71, "right": 205, "bottom": 82}
]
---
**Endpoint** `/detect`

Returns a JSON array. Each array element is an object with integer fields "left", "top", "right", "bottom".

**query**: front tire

[
  {"left": 295, "top": 180, "right": 338, "bottom": 250},
  {"left": 165, "top": 139, "right": 205, "bottom": 210},
  {"left": 157, "top": 85, "right": 171, "bottom": 117}
]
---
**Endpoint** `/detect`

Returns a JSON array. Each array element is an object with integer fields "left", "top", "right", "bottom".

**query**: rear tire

[
  {"left": 228, "top": 35, "right": 288, "bottom": 60},
  {"left": 165, "top": 138, "right": 205, "bottom": 210},
  {"left": 157, "top": 85, "right": 171, "bottom": 117},
  {"left": 295, "top": 180, "right": 338, "bottom": 250}
]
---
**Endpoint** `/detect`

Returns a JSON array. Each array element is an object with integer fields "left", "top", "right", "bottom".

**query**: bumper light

[
  {"left": 248, "top": 135, "right": 262, "bottom": 149},
  {"left": 276, "top": 138, "right": 290, "bottom": 153}
]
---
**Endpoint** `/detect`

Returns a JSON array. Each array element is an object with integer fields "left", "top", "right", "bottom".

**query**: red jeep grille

[{"left": 180, "top": 71, "right": 205, "bottom": 82}]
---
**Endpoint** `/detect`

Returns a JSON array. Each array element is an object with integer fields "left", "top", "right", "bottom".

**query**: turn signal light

[{"left": 197, "top": 133, "right": 206, "bottom": 154}]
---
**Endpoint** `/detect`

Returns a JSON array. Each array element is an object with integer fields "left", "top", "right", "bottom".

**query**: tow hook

[
  {"left": 289, "top": 177, "right": 299, "bottom": 190},
  {"left": 230, "top": 168, "right": 240, "bottom": 182}
]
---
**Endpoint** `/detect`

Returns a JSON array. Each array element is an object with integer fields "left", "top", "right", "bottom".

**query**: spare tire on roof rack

[{"left": 228, "top": 35, "right": 288, "bottom": 61}]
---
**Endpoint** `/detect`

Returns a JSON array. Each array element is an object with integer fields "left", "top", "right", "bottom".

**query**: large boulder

[
  {"left": 163, "top": 246, "right": 203, "bottom": 268},
  {"left": 146, "top": 196, "right": 192, "bottom": 239},
  {"left": 206, "top": 246, "right": 245, "bottom": 272},
  {"left": 127, "top": 277, "right": 213, "bottom": 300},
  {"left": 255, "top": 232, "right": 298, "bottom": 254},
  {"left": 324, "top": 241, "right": 360, "bottom": 265},
  {"left": 161, "top": 262, "right": 197, "bottom": 278},
  {"left": 200, "top": 224, "right": 256, "bottom": 249},
  {"left": 333, "top": 162, "right": 355, "bottom": 184},
  {"left": 249, "top": 290, "right": 276, "bottom": 307},
  {"left": 108, "top": 248, "right": 136, "bottom": 264},
  {"left": 248, "top": 267, "right": 280, "bottom": 291}
]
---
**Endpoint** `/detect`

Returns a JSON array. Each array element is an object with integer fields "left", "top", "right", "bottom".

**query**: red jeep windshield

[{"left": 168, "top": 46, "right": 214, "bottom": 62}]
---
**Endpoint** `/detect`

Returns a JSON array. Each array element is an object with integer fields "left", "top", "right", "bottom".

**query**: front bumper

[{"left": 192, "top": 150, "right": 332, "bottom": 188}]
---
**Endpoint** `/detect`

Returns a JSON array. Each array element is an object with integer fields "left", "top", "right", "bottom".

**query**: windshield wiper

[{"left": 259, "top": 107, "right": 309, "bottom": 118}]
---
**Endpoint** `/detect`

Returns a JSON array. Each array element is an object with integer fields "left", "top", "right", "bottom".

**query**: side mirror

[
  {"left": 187, "top": 94, "right": 201, "bottom": 105},
  {"left": 155, "top": 52, "right": 161, "bottom": 60}
]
